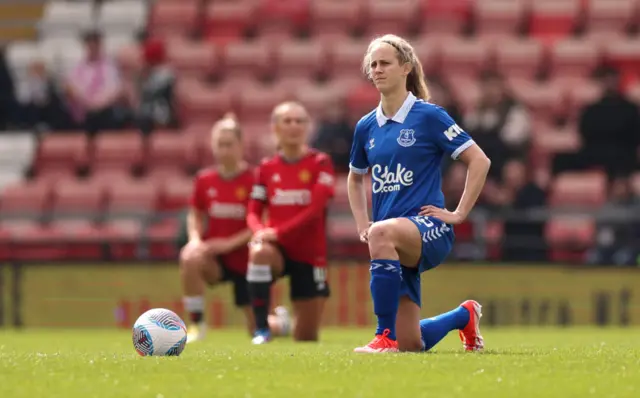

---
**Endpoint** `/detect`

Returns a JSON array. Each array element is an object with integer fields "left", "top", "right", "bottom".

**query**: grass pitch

[{"left": 0, "top": 328, "right": 638, "bottom": 398}]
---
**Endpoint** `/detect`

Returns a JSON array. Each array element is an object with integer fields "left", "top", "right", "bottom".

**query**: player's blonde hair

[
  {"left": 212, "top": 112, "right": 242, "bottom": 139},
  {"left": 362, "top": 34, "right": 430, "bottom": 101}
]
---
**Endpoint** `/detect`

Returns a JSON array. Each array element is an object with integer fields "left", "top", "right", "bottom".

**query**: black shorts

[
  {"left": 210, "top": 261, "right": 250, "bottom": 308},
  {"left": 276, "top": 248, "right": 331, "bottom": 301}
]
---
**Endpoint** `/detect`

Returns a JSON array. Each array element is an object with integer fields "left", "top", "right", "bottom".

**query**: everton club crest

[{"left": 397, "top": 129, "right": 416, "bottom": 147}]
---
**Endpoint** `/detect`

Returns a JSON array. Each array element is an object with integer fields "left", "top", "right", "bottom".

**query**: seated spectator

[
  {"left": 64, "top": 29, "right": 127, "bottom": 136},
  {"left": 552, "top": 67, "right": 640, "bottom": 180},
  {"left": 310, "top": 101, "right": 353, "bottom": 173},
  {"left": 128, "top": 38, "right": 178, "bottom": 135},
  {"left": 464, "top": 72, "right": 531, "bottom": 180},
  {"left": 498, "top": 159, "right": 548, "bottom": 262},
  {"left": 588, "top": 177, "right": 639, "bottom": 266},
  {"left": 18, "top": 59, "right": 74, "bottom": 131}
]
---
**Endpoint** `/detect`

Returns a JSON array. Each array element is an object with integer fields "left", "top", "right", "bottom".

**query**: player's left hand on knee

[{"left": 419, "top": 206, "right": 465, "bottom": 225}]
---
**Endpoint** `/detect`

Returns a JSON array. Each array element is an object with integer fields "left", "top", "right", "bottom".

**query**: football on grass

[{"left": 132, "top": 308, "right": 187, "bottom": 356}]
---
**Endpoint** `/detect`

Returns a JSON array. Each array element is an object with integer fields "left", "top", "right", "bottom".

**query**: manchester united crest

[
  {"left": 235, "top": 187, "right": 247, "bottom": 200},
  {"left": 299, "top": 169, "right": 311, "bottom": 183}
]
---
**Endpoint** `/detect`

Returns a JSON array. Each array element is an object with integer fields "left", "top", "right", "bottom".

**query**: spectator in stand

[
  {"left": 552, "top": 67, "right": 640, "bottom": 180},
  {"left": 128, "top": 38, "right": 178, "bottom": 136},
  {"left": 463, "top": 72, "right": 531, "bottom": 180},
  {"left": 64, "top": 29, "right": 126, "bottom": 136},
  {"left": 310, "top": 101, "right": 353, "bottom": 173},
  {"left": 0, "top": 46, "right": 17, "bottom": 130},
  {"left": 18, "top": 59, "right": 74, "bottom": 131},
  {"left": 427, "top": 75, "right": 463, "bottom": 127},
  {"left": 588, "top": 177, "right": 639, "bottom": 266},
  {"left": 497, "top": 159, "right": 548, "bottom": 262}
]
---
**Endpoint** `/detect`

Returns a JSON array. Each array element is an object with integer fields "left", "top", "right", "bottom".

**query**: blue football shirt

[{"left": 349, "top": 92, "right": 474, "bottom": 222}]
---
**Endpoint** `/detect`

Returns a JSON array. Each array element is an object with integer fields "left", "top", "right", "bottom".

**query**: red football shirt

[
  {"left": 247, "top": 150, "right": 336, "bottom": 266},
  {"left": 190, "top": 167, "right": 254, "bottom": 274}
]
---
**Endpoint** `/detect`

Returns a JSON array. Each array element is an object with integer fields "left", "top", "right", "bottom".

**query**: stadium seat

[
  {"left": 293, "top": 81, "right": 348, "bottom": 117},
  {"left": 439, "top": 37, "right": 491, "bottom": 79},
  {"left": 310, "top": 0, "right": 365, "bottom": 40},
  {"left": 276, "top": 39, "right": 326, "bottom": 80},
  {"left": 507, "top": 78, "right": 566, "bottom": 122},
  {"left": 530, "top": 122, "right": 581, "bottom": 169},
  {"left": 327, "top": 39, "right": 370, "bottom": 80},
  {"left": 419, "top": 0, "right": 472, "bottom": 36},
  {"left": 0, "top": 181, "right": 52, "bottom": 220},
  {"left": 548, "top": 38, "right": 601, "bottom": 81},
  {"left": 50, "top": 179, "right": 106, "bottom": 221},
  {"left": 147, "top": 217, "right": 181, "bottom": 259},
  {"left": 97, "top": 0, "right": 148, "bottom": 37},
  {"left": 444, "top": 74, "right": 481, "bottom": 114},
  {"left": 102, "top": 218, "right": 143, "bottom": 260},
  {"left": 346, "top": 82, "right": 380, "bottom": 124},
  {"left": 147, "top": 130, "right": 189, "bottom": 172},
  {"left": 365, "top": 0, "right": 421, "bottom": 37},
  {"left": 36, "top": 132, "right": 89, "bottom": 176},
  {"left": 222, "top": 40, "right": 274, "bottom": 81},
  {"left": 237, "top": 82, "right": 291, "bottom": 122},
  {"left": 562, "top": 78, "right": 603, "bottom": 118},
  {"left": 528, "top": 0, "right": 582, "bottom": 44},
  {"left": 474, "top": 0, "right": 526, "bottom": 39},
  {"left": 176, "top": 79, "right": 233, "bottom": 126},
  {"left": 256, "top": 0, "right": 311, "bottom": 39},
  {"left": 410, "top": 37, "right": 442, "bottom": 76},
  {"left": 149, "top": 0, "right": 200, "bottom": 39},
  {"left": 549, "top": 171, "right": 608, "bottom": 208},
  {"left": 5, "top": 221, "right": 68, "bottom": 261},
  {"left": 105, "top": 178, "right": 158, "bottom": 219},
  {"left": 604, "top": 38, "right": 640, "bottom": 77},
  {"left": 494, "top": 38, "right": 544, "bottom": 80},
  {"left": 205, "top": 0, "right": 258, "bottom": 44},
  {"left": 39, "top": 0, "right": 95, "bottom": 38},
  {"left": 166, "top": 38, "right": 217, "bottom": 79},
  {"left": 161, "top": 176, "right": 193, "bottom": 210},
  {"left": 585, "top": 0, "right": 638, "bottom": 35},
  {"left": 92, "top": 131, "right": 145, "bottom": 174},
  {"left": 545, "top": 216, "right": 595, "bottom": 262}
]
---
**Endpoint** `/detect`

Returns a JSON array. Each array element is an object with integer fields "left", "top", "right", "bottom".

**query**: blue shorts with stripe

[{"left": 400, "top": 215, "right": 455, "bottom": 307}]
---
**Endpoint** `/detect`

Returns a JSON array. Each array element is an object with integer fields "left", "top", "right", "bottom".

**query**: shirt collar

[{"left": 375, "top": 92, "right": 417, "bottom": 127}]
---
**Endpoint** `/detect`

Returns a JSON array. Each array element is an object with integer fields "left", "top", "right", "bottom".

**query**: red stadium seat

[
  {"left": 530, "top": 122, "right": 581, "bottom": 169},
  {"left": 411, "top": 38, "right": 442, "bottom": 76},
  {"left": 205, "top": 0, "right": 258, "bottom": 44},
  {"left": 256, "top": 0, "right": 311, "bottom": 39},
  {"left": 562, "top": 78, "right": 603, "bottom": 118},
  {"left": 276, "top": 39, "right": 326, "bottom": 80},
  {"left": 223, "top": 40, "right": 274, "bottom": 81},
  {"left": 149, "top": 0, "right": 200, "bottom": 39},
  {"left": 328, "top": 39, "right": 370, "bottom": 80},
  {"left": 161, "top": 176, "right": 193, "bottom": 210},
  {"left": 328, "top": 215, "right": 358, "bottom": 241},
  {"left": 0, "top": 181, "right": 52, "bottom": 219},
  {"left": 102, "top": 219, "right": 143, "bottom": 260},
  {"left": 549, "top": 171, "right": 608, "bottom": 208},
  {"left": 5, "top": 221, "right": 68, "bottom": 261},
  {"left": 166, "top": 38, "right": 217, "bottom": 79},
  {"left": 92, "top": 131, "right": 144, "bottom": 174},
  {"left": 545, "top": 216, "right": 595, "bottom": 262},
  {"left": 439, "top": 37, "right": 491, "bottom": 79},
  {"left": 604, "top": 38, "right": 640, "bottom": 79},
  {"left": 419, "top": 0, "right": 473, "bottom": 36},
  {"left": 585, "top": 0, "right": 638, "bottom": 35},
  {"left": 365, "top": 0, "right": 421, "bottom": 37},
  {"left": 507, "top": 78, "right": 566, "bottom": 122},
  {"left": 51, "top": 179, "right": 106, "bottom": 221},
  {"left": 310, "top": 0, "right": 364, "bottom": 40},
  {"left": 346, "top": 82, "right": 380, "bottom": 124},
  {"left": 494, "top": 38, "right": 544, "bottom": 80},
  {"left": 548, "top": 38, "right": 600, "bottom": 81},
  {"left": 105, "top": 178, "right": 158, "bottom": 219},
  {"left": 36, "top": 132, "right": 88, "bottom": 176},
  {"left": 475, "top": 0, "right": 526, "bottom": 39},
  {"left": 176, "top": 79, "right": 234, "bottom": 125},
  {"left": 293, "top": 81, "right": 348, "bottom": 117},
  {"left": 236, "top": 82, "right": 291, "bottom": 122},
  {"left": 147, "top": 130, "right": 189, "bottom": 172},
  {"left": 147, "top": 217, "right": 181, "bottom": 259},
  {"left": 444, "top": 74, "right": 481, "bottom": 114},
  {"left": 238, "top": 121, "right": 273, "bottom": 163},
  {"left": 529, "top": 0, "right": 581, "bottom": 44},
  {"left": 48, "top": 219, "right": 103, "bottom": 260}
]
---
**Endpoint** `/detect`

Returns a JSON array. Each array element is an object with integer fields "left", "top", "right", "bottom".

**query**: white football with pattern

[{"left": 132, "top": 308, "right": 187, "bottom": 357}]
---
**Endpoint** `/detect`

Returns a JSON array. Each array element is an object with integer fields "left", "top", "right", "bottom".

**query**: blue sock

[
  {"left": 419, "top": 306, "right": 470, "bottom": 351},
  {"left": 370, "top": 259, "right": 401, "bottom": 340}
]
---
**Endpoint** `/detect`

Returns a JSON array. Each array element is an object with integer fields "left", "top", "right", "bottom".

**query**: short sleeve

[
  {"left": 314, "top": 153, "right": 336, "bottom": 197},
  {"left": 250, "top": 164, "right": 268, "bottom": 202},
  {"left": 428, "top": 106, "right": 475, "bottom": 160},
  {"left": 189, "top": 175, "right": 205, "bottom": 211},
  {"left": 348, "top": 119, "right": 369, "bottom": 174}
]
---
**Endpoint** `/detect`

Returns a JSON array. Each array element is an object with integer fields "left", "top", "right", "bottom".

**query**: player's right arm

[{"left": 347, "top": 119, "right": 371, "bottom": 243}]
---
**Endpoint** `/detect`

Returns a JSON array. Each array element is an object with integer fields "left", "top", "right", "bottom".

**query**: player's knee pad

[{"left": 246, "top": 263, "right": 273, "bottom": 283}]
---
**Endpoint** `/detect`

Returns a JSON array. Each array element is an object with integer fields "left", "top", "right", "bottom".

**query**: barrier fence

[{"left": 1, "top": 261, "right": 638, "bottom": 329}]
